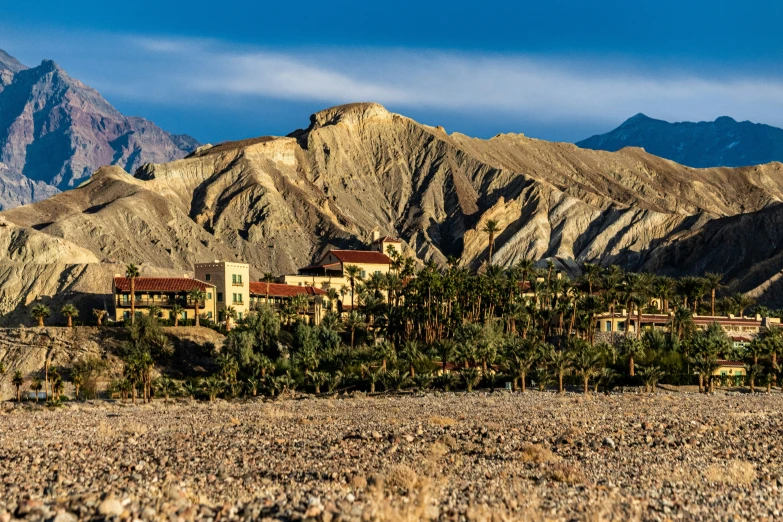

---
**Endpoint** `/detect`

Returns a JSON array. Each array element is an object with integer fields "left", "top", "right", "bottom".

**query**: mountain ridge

[{"left": 577, "top": 114, "right": 783, "bottom": 168}]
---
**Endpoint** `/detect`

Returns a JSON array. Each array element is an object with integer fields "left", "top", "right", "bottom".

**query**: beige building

[
  {"left": 112, "top": 277, "right": 216, "bottom": 323},
  {"left": 594, "top": 310, "right": 780, "bottom": 348},
  {"left": 195, "top": 261, "right": 250, "bottom": 323},
  {"left": 280, "top": 246, "right": 394, "bottom": 309}
]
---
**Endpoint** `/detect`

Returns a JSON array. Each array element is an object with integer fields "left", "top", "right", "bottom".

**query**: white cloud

[{"left": 3, "top": 27, "right": 783, "bottom": 133}]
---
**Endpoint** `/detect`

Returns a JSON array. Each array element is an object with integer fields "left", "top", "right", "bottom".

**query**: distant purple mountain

[
  {"left": 577, "top": 113, "right": 783, "bottom": 168},
  {"left": 0, "top": 49, "right": 199, "bottom": 209}
]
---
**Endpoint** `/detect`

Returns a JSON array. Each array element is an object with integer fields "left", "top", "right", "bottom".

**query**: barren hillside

[{"left": 0, "top": 102, "right": 781, "bottom": 323}]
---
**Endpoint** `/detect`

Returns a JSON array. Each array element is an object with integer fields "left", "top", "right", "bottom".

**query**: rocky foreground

[{"left": 1, "top": 392, "right": 782, "bottom": 522}]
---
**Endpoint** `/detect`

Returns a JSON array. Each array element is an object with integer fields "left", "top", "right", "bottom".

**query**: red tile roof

[
  {"left": 114, "top": 277, "right": 212, "bottom": 293},
  {"left": 717, "top": 360, "right": 745, "bottom": 368},
  {"left": 372, "top": 236, "right": 401, "bottom": 244},
  {"left": 328, "top": 250, "right": 391, "bottom": 265},
  {"left": 249, "top": 282, "right": 327, "bottom": 297}
]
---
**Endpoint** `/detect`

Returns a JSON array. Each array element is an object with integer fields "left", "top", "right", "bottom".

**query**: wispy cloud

[{"left": 3, "top": 28, "right": 783, "bottom": 137}]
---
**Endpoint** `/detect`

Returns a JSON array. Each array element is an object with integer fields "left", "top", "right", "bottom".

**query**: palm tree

[
  {"left": 188, "top": 288, "right": 206, "bottom": 327},
  {"left": 72, "top": 371, "right": 84, "bottom": 401},
  {"left": 344, "top": 265, "right": 362, "bottom": 310},
  {"left": 170, "top": 304, "right": 184, "bottom": 326},
  {"left": 225, "top": 306, "right": 237, "bottom": 331},
  {"left": 482, "top": 220, "right": 500, "bottom": 265},
  {"left": 703, "top": 273, "right": 724, "bottom": 316},
  {"left": 30, "top": 377, "right": 42, "bottom": 402},
  {"left": 731, "top": 293, "right": 754, "bottom": 317},
  {"left": 619, "top": 337, "right": 645, "bottom": 377},
  {"left": 12, "top": 370, "right": 24, "bottom": 402},
  {"left": 571, "top": 342, "right": 602, "bottom": 394},
  {"left": 61, "top": 304, "right": 78, "bottom": 327},
  {"left": 581, "top": 262, "right": 602, "bottom": 295},
  {"left": 548, "top": 348, "right": 573, "bottom": 394},
  {"left": 263, "top": 272, "right": 274, "bottom": 304},
  {"left": 343, "top": 311, "right": 366, "bottom": 349},
  {"left": 399, "top": 340, "right": 423, "bottom": 378},
  {"left": 93, "top": 309, "right": 106, "bottom": 326},
  {"left": 125, "top": 264, "right": 140, "bottom": 324},
  {"left": 637, "top": 365, "right": 665, "bottom": 393},
  {"left": 436, "top": 339, "right": 457, "bottom": 372},
  {"left": 460, "top": 367, "right": 482, "bottom": 392},
  {"left": 31, "top": 304, "right": 50, "bottom": 327},
  {"left": 203, "top": 376, "right": 224, "bottom": 402}
]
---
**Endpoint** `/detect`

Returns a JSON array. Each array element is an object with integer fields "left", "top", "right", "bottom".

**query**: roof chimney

[{"left": 372, "top": 230, "right": 381, "bottom": 242}]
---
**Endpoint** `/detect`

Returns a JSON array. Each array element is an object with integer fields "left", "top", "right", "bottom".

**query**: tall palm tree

[
  {"left": 731, "top": 293, "right": 754, "bottom": 317},
  {"left": 343, "top": 311, "right": 366, "bottom": 349},
  {"left": 61, "top": 304, "right": 78, "bottom": 328},
  {"left": 31, "top": 304, "right": 50, "bottom": 328},
  {"left": 436, "top": 339, "right": 457, "bottom": 372},
  {"left": 225, "top": 306, "right": 237, "bottom": 331},
  {"left": 125, "top": 264, "right": 140, "bottom": 324},
  {"left": 581, "top": 262, "right": 602, "bottom": 295},
  {"left": 703, "top": 273, "right": 724, "bottom": 316},
  {"left": 547, "top": 347, "right": 573, "bottom": 394},
  {"left": 12, "top": 370, "right": 24, "bottom": 402},
  {"left": 263, "top": 272, "right": 274, "bottom": 304},
  {"left": 571, "top": 341, "right": 602, "bottom": 394},
  {"left": 482, "top": 220, "right": 500, "bottom": 266},
  {"left": 170, "top": 304, "right": 184, "bottom": 326},
  {"left": 30, "top": 377, "right": 42, "bottom": 402},
  {"left": 188, "top": 288, "right": 206, "bottom": 327},
  {"left": 344, "top": 265, "right": 362, "bottom": 310},
  {"left": 620, "top": 337, "right": 645, "bottom": 377}
]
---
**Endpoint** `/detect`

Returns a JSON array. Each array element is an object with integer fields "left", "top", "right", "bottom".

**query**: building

[
  {"left": 593, "top": 310, "right": 780, "bottom": 347},
  {"left": 279, "top": 236, "right": 397, "bottom": 309},
  {"left": 249, "top": 282, "right": 328, "bottom": 324},
  {"left": 194, "top": 261, "right": 250, "bottom": 323},
  {"left": 370, "top": 235, "right": 402, "bottom": 256},
  {"left": 714, "top": 360, "right": 746, "bottom": 385},
  {"left": 112, "top": 276, "right": 216, "bottom": 323}
]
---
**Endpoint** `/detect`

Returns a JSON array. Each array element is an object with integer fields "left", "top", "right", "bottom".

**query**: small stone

[
  {"left": 98, "top": 498, "right": 124, "bottom": 517},
  {"left": 53, "top": 511, "right": 77, "bottom": 522},
  {"left": 603, "top": 437, "right": 616, "bottom": 449},
  {"left": 346, "top": 493, "right": 356, "bottom": 503},
  {"left": 371, "top": 431, "right": 382, "bottom": 440}
]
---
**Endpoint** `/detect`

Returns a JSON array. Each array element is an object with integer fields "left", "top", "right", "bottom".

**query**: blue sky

[{"left": 1, "top": 0, "right": 782, "bottom": 143}]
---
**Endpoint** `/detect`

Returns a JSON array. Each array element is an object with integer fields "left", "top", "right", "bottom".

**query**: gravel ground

[{"left": 1, "top": 391, "right": 782, "bottom": 521}]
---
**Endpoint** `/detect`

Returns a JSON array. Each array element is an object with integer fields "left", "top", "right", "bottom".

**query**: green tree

[
  {"left": 703, "top": 272, "right": 724, "bottom": 316},
  {"left": 93, "top": 309, "right": 106, "bottom": 326},
  {"left": 61, "top": 304, "right": 79, "bottom": 328},
  {"left": 170, "top": 303, "right": 184, "bottom": 326},
  {"left": 619, "top": 337, "right": 645, "bottom": 377},
  {"left": 125, "top": 263, "right": 140, "bottom": 324},
  {"left": 30, "top": 377, "right": 42, "bottom": 402},
  {"left": 547, "top": 348, "right": 573, "bottom": 394},
  {"left": 344, "top": 265, "right": 362, "bottom": 310},
  {"left": 570, "top": 340, "right": 602, "bottom": 394},
  {"left": 637, "top": 365, "right": 665, "bottom": 393},
  {"left": 482, "top": 220, "right": 500, "bottom": 266},
  {"left": 31, "top": 304, "right": 50, "bottom": 328},
  {"left": 12, "top": 370, "right": 24, "bottom": 402},
  {"left": 188, "top": 288, "right": 206, "bottom": 327},
  {"left": 399, "top": 340, "right": 423, "bottom": 378}
]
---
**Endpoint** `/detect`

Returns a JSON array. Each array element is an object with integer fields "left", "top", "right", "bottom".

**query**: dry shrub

[
  {"left": 123, "top": 421, "right": 149, "bottom": 436},
  {"left": 705, "top": 460, "right": 756, "bottom": 485},
  {"left": 518, "top": 443, "right": 557, "bottom": 464},
  {"left": 436, "top": 434, "right": 458, "bottom": 451},
  {"left": 384, "top": 464, "right": 420, "bottom": 494},
  {"left": 428, "top": 415, "right": 456, "bottom": 427},
  {"left": 547, "top": 462, "right": 584, "bottom": 484}
]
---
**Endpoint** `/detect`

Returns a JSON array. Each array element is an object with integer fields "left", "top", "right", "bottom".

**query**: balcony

[{"left": 116, "top": 296, "right": 206, "bottom": 308}]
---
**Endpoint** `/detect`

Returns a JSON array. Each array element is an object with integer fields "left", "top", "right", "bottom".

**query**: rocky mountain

[
  {"left": 0, "top": 102, "right": 782, "bottom": 325},
  {"left": 577, "top": 113, "right": 783, "bottom": 168},
  {"left": 0, "top": 49, "right": 199, "bottom": 209}
]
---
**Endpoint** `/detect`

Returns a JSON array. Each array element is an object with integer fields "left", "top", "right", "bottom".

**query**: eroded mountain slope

[{"left": 1, "top": 102, "right": 783, "bottom": 323}]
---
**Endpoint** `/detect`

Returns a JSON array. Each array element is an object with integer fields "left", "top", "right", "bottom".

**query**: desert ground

[{"left": 1, "top": 391, "right": 782, "bottom": 522}]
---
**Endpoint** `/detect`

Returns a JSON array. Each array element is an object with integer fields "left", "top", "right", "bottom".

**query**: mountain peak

[
  {"left": 714, "top": 116, "right": 737, "bottom": 125},
  {"left": 309, "top": 102, "right": 393, "bottom": 130}
]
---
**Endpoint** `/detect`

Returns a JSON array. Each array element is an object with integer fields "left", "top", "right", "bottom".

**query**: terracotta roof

[
  {"left": 249, "top": 282, "right": 327, "bottom": 297},
  {"left": 114, "top": 277, "right": 212, "bottom": 293},
  {"left": 372, "top": 236, "right": 401, "bottom": 244},
  {"left": 328, "top": 250, "right": 391, "bottom": 265},
  {"left": 717, "top": 360, "right": 745, "bottom": 368},
  {"left": 298, "top": 262, "right": 342, "bottom": 273}
]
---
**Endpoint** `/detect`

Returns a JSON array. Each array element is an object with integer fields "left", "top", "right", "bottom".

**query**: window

[
  {"left": 205, "top": 274, "right": 211, "bottom": 281},
  {"left": 360, "top": 270, "right": 366, "bottom": 278},
  {"left": 217, "top": 292, "right": 223, "bottom": 303},
  {"left": 232, "top": 274, "right": 243, "bottom": 285},
  {"left": 123, "top": 311, "right": 130, "bottom": 319},
  {"left": 605, "top": 321, "right": 612, "bottom": 332},
  {"left": 207, "top": 292, "right": 212, "bottom": 300},
  {"left": 618, "top": 321, "right": 626, "bottom": 332},
  {"left": 238, "top": 312, "right": 243, "bottom": 320},
  {"left": 207, "top": 312, "right": 213, "bottom": 319},
  {"left": 375, "top": 271, "right": 381, "bottom": 276}
]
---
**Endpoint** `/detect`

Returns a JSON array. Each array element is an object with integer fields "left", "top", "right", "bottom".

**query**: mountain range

[
  {"left": 0, "top": 49, "right": 198, "bottom": 210},
  {"left": 0, "top": 102, "right": 781, "bottom": 325},
  {"left": 577, "top": 113, "right": 783, "bottom": 168}
]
